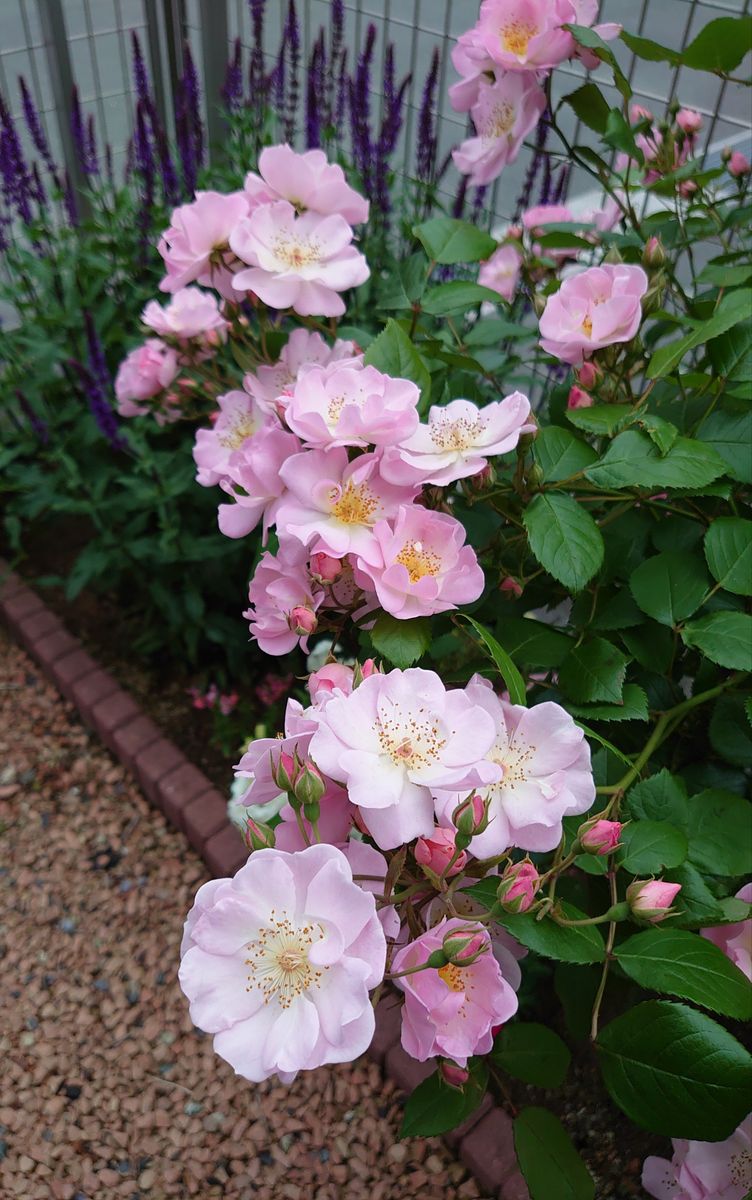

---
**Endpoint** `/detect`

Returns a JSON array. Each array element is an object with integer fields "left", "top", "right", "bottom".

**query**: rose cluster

[
  {"left": 190, "top": 328, "right": 533, "bottom": 648},
  {"left": 450, "top": 0, "right": 620, "bottom": 185}
]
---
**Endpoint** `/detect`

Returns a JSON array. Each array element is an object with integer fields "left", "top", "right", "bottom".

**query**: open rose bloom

[
  {"left": 642, "top": 1116, "right": 752, "bottom": 1200},
  {"left": 539, "top": 263, "right": 649, "bottom": 364}
]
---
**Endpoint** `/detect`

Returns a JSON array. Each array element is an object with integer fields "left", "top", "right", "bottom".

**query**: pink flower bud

[
  {"left": 441, "top": 927, "right": 487, "bottom": 967},
  {"left": 289, "top": 606, "right": 318, "bottom": 637},
  {"left": 507, "top": 223, "right": 523, "bottom": 240},
  {"left": 309, "top": 552, "right": 342, "bottom": 583},
  {"left": 242, "top": 816, "right": 276, "bottom": 851},
  {"left": 293, "top": 759, "right": 326, "bottom": 817},
  {"left": 415, "top": 827, "right": 467, "bottom": 877},
  {"left": 678, "top": 180, "right": 697, "bottom": 198},
  {"left": 579, "top": 819, "right": 623, "bottom": 856},
  {"left": 271, "top": 749, "right": 299, "bottom": 793},
  {"left": 567, "top": 385, "right": 593, "bottom": 410},
  {"left": 500, "top": 577, "right": 523, "bottom": 600},
  {"left": 576, "top": 361, "right": 600, "bottom": 389},
  {"left": 676, "top": 108, "right": 702, "bottom": 135},
  {"left": 361, "top": 658, "right": 378, "bottom": 678},
  {"left": 440, "top": 1062, "right": 470, "bottom": 1090},
  {"left": 643, "top": 236, "right": 666, "bottom": 268},
  {"left": 630, "top": 103, "right": 653, "bottom": 123},
  {"left": 307, "top": 663, "right": 354, "bottom": 705},
  {"left": 497, "top": 859, "right": 540, "bottom": 913},
  {"left": 728, "top": 151, "right": 751, "bottom": 178},
  {"left": 626, "top": 879, "right": 682, "bottom": 923},
  {"left": 452, "top": 792, "right": 488, "bottom": 838}
]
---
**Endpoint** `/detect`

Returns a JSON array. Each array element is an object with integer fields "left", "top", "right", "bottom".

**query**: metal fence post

[
  {"left": 198, "top": 0, "right": 228, "bottom": 161},
  {"left": 36, "top": 0, "right": 90, "bottom": 216}
]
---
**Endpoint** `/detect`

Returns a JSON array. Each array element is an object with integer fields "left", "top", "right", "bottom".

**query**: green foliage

[
  {"left": 492, "top": 1024, "right": 571, "bottom": 1088},
  {"left": 514, "top": 1108, "right": 595, "bottom": 1200},
  {"left": 370, "top": 613, "right": 432, "bottom": 668},
  {"left": 400, "top": 1061, "right": 488, "bottom": 1137},
  {"left": 615, "top": 929, "right": 752, "bottom": 1020}
]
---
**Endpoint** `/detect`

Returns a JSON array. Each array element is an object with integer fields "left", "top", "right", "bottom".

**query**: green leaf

[
  {"left": 685, "top": 789, "right": 752, "bottom": 877},
  {"left": 363, "top": 319, "right": 431, "bottom": 402},
  {"left": 634, "top": 412, "right": 679, "bottom": 456},
  {"left": 456, "top": 615, "right": 527, "bottom": 706},
  {"left": 561, "top": 83, "right": 610, "bottom": 134},
  {"left": 708, "top": 320, "right": 752, "bottom": 381},
  {"left": 585, "top": 431, "right": 727, "bottom": 490},
  {"left": 696, "top": 409, "right": 752, "bottom": 483},
  {"left": 710, "top": 694, "right": 752, "bottom": 768},
  {"left": 565, "top": 683, "right": 649, "bottom": 723},
  {"left": 592, "top": 590, "right": 643, "bottom": 632},
  {"left": 597, "top": 1000, "right": 752, "bottom": 1139},
  {"left": 626, "top": 770, "right": 689, "bottom": 827},
  {"left": 523, "top": 493, "right": 604, "bottom": 592},
  {"left": 498, "top": 903, "right": 605, "bottom": 965},
  {"left": 559, "top": 638, "right": 628, "bottom": 704},
  {"left": 615, "top": 929, "right": 752, "bottom": 1020},
  {"left": 413, "top": 217, "right": 496, "bottom": 265},
  {"left": 681, "top": 611, "right": 752, "bottom": 670},
  {"left": 620, "top": 30, "right": 680, "bottom": 65},
  {"left": 565, "top": 24, "right": 630, "bottom": 98},
  {"left": 421, "top": 281, "right": 502, "bottom": 314},
  {"left": 621, "top": 623, "right": 674, "bottom": 673},
  {"left": 400, "top": 1062, "right": 488, "bottom": 1137},
  {"left": 681, "top": 15, "right": 752, "bottom": 73},
  {"left": 533, "top": 427, "right": 597, "bottom": 482},
  {"left": 514, "top": 1108, "right": 595, "bottom": 1200},
  {"left": 565, "top": 403, "right": 633, "bottom": 436},
  {"left": 648, "top": 290, "right": 752, "bottom": 377},
  {"left": 617, "top": 820, "right": 687, "bottom": 874},
  {"left": 629, "top": 551, "right": 710, "bottom": 627},
  {"left": 496, "top": 618, "right": 574, "bottom": 669},
  {"left": 704, "top": 517, "right": 752, "bottom": 596},
  {"left": 667, "top": 863, "right": 725, "bottom": 929},
  {"left": 370, "top": 613, "right": 431, "bottom": 668},
  {"left": 603, "top": 109, "right": 642, "bottom": 162},
  {"left": 492, "top": 1024, "right": 571, "bottom": 1089}
]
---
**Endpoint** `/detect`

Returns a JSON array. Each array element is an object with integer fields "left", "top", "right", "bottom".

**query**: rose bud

[
  {"left": 453, "top": 793, "right": 488, "bottom": 838},
  {"left": 578, "top": 818, "right": 623, "bottom": 856},
  {"left": 441, "top": 927, "right": 488, "bottom": 967},
  {"left": 576, "top": 361, "right": 601, "bottom": 389},
  {"left": 642, "top": 236, "right": 666, "bottom": 268},
  {"left": 728, "top": 150, "right": 751, "bottom": 178},
  {"left": 309, "top": 552, "right": 342, "bottom": 584},
  {"left": 676, "top": 108, "right": 702, "bottom": 135},
  {"left": 567, "top": 385, "right": 593, "bottom": 410},
  {"left": 626, "top": 879, "right": 682, "bottom": 924},
  {"left": 440, "top": 1062, "right": 470, "bottom": 1090},
  {"left": 415, "top": 827, "right": 467, "bottom": 877},
  {"left": 289, "top": 606, "right": 318, "bottom": 637},
  {"left": 242, "top": 816, "right": 276, "bottom": 852},
  {"left": 497, "top": 859, "right": 540, "bottom": 914},
  {"left": 353, "top": 657, "right": 381, "bottom": 687},
  {"left": 292, "top": 759, "right": 326, "bottom": 820},
  {"left": 500, "top": 576, "right": 523, "bottom": 600},
  {"left": 270, "top": 749, "right": 299, "bottom": 793}
]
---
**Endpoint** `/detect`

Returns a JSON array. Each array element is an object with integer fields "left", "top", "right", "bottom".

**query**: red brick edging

[{"left": 0, "top": 560, "right": 528, "bottom": 1199}]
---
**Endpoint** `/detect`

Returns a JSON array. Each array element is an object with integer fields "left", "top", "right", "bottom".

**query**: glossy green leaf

[
  {"left": 681, "top": 14, "right": 752, "bottom": 72},
  {"left": 363, "top": 319, "right": 431, "bottom": 402},
  {"left": 565, "top": 404, "right": 633, "bottom": 436},
  {"left": 370, "top": 613, "right": 431, "bottom": 668},
  {"left": 617, "top": 819, "right": 687, "bottom": 873},
  {"left": 413, "top": 217, "right": 496, "bottom": 264},
  {"left": 559, "top": 637, "right": 628, "bottom": 704},
  {"left": 704, "top": 518, "right": 752, "bottom": 596},
  {"left": 561, "top": 83, "right": 611, "bottom": 134},
  {"left": 597, "top": 1001, "right": 752, "bottom": 1139},
  {"left": 709, "top": 695, "right": 752, "bottom": 768},
  {"left": 681, "top": 611, "right": 752, "bottom": 670},
  {"left": 533, "top": 426, "right": 598, "bottom": 482},
  {"left": 401, "top": 1061, "right": 488, "bottom": 1137},
  {"left": 629, "top": 551, "right": 710, "bottom": 627},
  {"left": 585, "top": 431, "right": 727, "bottom": 490},
  {"left": 647, "top": 289, "right": 752, "bottom": 377},
  {"left": 615, "top": 929, "right": 752, "bottom": 1020},
  {"left": 685, "top": 789, "right": 752, "bottom": 877},
  {"left": 421, "top": 281, "right": 503, "bottom": 315},
  {"left": 523, "top": 493, "right": 604, "bottom": 591},
  {"left": 626, "top": 770, "right": 689, "bottom": 827},
  {"left": 515, "top": 1108, "right": 595, "bottom": 1200},
  {"left": 498, "top": 903, "right": 605, "bottom": 965},
  {"left": 696, "top": 409, "right": 752, "bottom": 483},
  {"left": 495, "top": 618, "right": 575, "bottom": 668},
  {"left": 565, "top": 683, "right": 649, "bottom": 723},
  {"left": 620, "top": 30, "right": 680, "bottom": 65},
  {"left": 456, "top": 615, "right": 527, "bottom": 706},
  {"left": 492, "top": 1023, "right": 571, "bottom": 1088}
]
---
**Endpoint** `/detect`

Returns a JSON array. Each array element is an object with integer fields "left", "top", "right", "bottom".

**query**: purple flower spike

[
  {"left": 284, "top": 0, "right": 301, "bottom": 142},
  {"left": 17, "top": 391, "right": 49, "bottom": 445},
  {"left": 70, "top": 86, "right": 97, "bottom": 177},
  {"left": 131, "top": 31, "right": 151, "bottom": 106},
  {"left": 0, "top": 96, "right": 34, "bottom": 223},
  {"left": 416, "top": 48, "right": 440, "bottom": 183},
  {"left": 70, "top": 359, "right": 127, "bottom": 451},
  {"left": 223, "top": 37, "right": 243, "bottom": 113},
  {"left": 19, "top": 77, "right": 58, "bottom": 181}
]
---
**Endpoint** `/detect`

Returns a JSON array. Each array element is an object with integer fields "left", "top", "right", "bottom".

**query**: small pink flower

[
  {"left": 230, "top": 201, "right": 370, "bottom": 317},
  {"left": 355, "top": 506, "right": 484, "bottom": 620},
  {"left": 441, "top": 1062, "right": 470, "bottom": 1089},
  {"left": 453, "top": 74, "right": 547, "bottom": 186},
  {"left": 500, "top": 577, "right": 523, "bottom": 599},
  {"left": 275, "top": 447, "right": 417, "bottom": 565},
  {"left": 642, "top": 1115, "right": 752, "bottom": 1200},
  {"left": 567, "top": 385, "right": 593, "bottom": 410},
  {"left": 192, "top": 389, "right": 268, "bottom": 487},
  {"left": 178, "top": 844, "right": 386, "bottom": 1082},
  {"left": 627, "top": 879, "right": 682, "bottom": 924},
  {"left": 244, "top": 144, "right": 369, "bottom": 224},
  {"left": 309, "top": 552, "right": 342, "bottom": 583},
  {"left": 115, "top": 339, "right": 179, "bottom": 415},
  {"left": 701, "top": 883, "right": 752, "bottom": 983},
  {"left": 676, "top": 108, "right": 702, "bottom": 135},
  {"left": 448, "top": 26, "right": 496, "bottom": 113},
  {"left": 523, "top": 203, "right": 577, "bottom": 260},
  {"left": 142, "top": 286, "right": 228, "bottom": 343},
  {"left": 728, "top": 150, "right": 751, "bottom": 178},
  {"left": 539, "top": 263, "right": 649, "bottom": 366},
  {"left": 216, "top": 424, "right": 302, "bottom": 539},
  {"left": 285, "top": 361, "right": 420, "bottom": 449},
  {"left": 478, "top": 244, "right": 522, "bottom": 302},
  {"left": 393, "top": 918, "right": 518, "bottom": 1066},
  {"left": 579, "top": 818, "right": 623, "bottom": 855},
  {"left": 497, "top": 859, "right": 539, "bottom": 913},
  {"left": 415, "top": 828, "right": 467, "bottom": 877},
  {"left": 219, "top": 692, "right": 239, "bottom": 716},
  {"left": 248, "top": 329, "right": 361, "bottom": 415},
  {"left": 384, "top": 393, "right": 533, "bottom": 487},
  {"left": 158, "top": 190, "right": 250, "bottom": 295},
  {"left": 307, "top": 664, "right": 355, "bottom": 706},
  {"left": 576, "top": 361, "right": 601, "bottom": 389},
  {"left": 244, "top": 541, "right": 324, "bottom": 656},
  {"left": 475, "top": 0, "right": 577, "bottom": 71},
  {"left": 309, "top": 668, "right": 501, "bottom": 850}
]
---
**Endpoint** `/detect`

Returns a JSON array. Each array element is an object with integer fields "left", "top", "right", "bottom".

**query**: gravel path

[{"left": 0, "top": 628, "right": 488, "bottom": 1200}]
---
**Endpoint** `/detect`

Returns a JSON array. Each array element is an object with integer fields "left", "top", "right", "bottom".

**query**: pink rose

[
  {"left": 158, "top": 190, "right": 250, "bottom": 295},
  {"left": 215, "top": 423, "right": 301, "bottom": 540},
  {"left": 393, "top": 918, "right": 518, "bottom": 1066},
  {"left": 192, "top": 389, "right": 268, "bottom": 487},
  {"left": 576, "top": 361, "right": 601, "bottom": 389},
  {"left": 701, "top": 883, "right": 752, "bottom": 983},
  {"left": 115, "top": 338, "right": 179, "bottom": 415},
  {"left": 229, "top": 201, "right": 370, "bottom": 317},
  {"left": 244, "top": 144, "right": 369, "bottom": 224},
  {"left": 142, "top": 286, "right": 228, "bottom": 343},
  {"left": 567, "top": 385, "right": 593, "bottom": 410},
  {"left": 434, "top": 675, "right": 595, "bottom": 856},
  {"left": 179, "top": 844, "right": 386, "bottom": 1082},
  {"left": 475, "top": 0, "right": 577, "bottom": 71},
  {"left": 626, "top": 879, "right": 682, "bottom": 923},
  {"left": 243, "top": 540, "right": 324, "bottom": 656},
  {"left": 728, "top": 151, "right": 751, "bottom": 178},
  {"left": 448, "top": 26, "right": 496, "bottom": 113},
  {"left": 355, "top": 506, "right": 484, "bottom": 620},
  {"left": 285, "top": 361, "right": 420, "bottom": 449},
  {"left": 307, "top": 663, "right": 355, "bottom": 706},
  {"left": 676, "top": 108, "right": 702, "bottom": 135},
  {"left": 539, "top": 263, "right": 649, "bottom": 365},
  {"left": 579, "top": 818, "right": 623, "bottom": 855},
  {"left": 498, "top": 859, "right": 540, "bottom": 913},
  {"left": 247, "top": 328, "right": 361, "bottom": 415},
  {"left": 453, "top": 73, "right": 547, "bottom": 186},
  {"left": 523, "top": 203, "right": 577, "bottom": 260},
  {"left": 642, "top": 1115, "right": 752, "bottom": 1200},
  {"left": 478, "top": 243, "right": 523, "bottom": 302},
  {"left": 500, "top": 576, "right": 523, "bottom": 599},
  {"left": 415, "top": 827, "right": 468, "bottom": 877}
]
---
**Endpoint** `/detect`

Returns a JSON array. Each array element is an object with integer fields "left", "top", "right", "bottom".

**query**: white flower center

[
  {"left": 488, "top": 736, "right": 537, "bottom": 793},
  {"left": 219, "top": 413, "right": 258, "bottom": 449},
  {"left": 245, "top": 912, "right": 326, "bottom": 1008},
  {"left": 328, "top": 480, "right": 379, "bottom": 525},
  {"left": 273, "top": 234, "right": 322, "bottom": 271},
  {"left": 376, "top": 703, "right": 447, "bottom": 770},
  {"left": 429, "top": 413, "right": 487, "bottom": 452},
  {"left": 483, "top": 101, "right": 516, "bottom": 140}
]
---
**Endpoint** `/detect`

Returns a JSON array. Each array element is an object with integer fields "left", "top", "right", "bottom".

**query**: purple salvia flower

[
  {"left": 0, "top": 100, "right": 34, "bottom": 224},
  {"left": 70, "top": 86, "right": 96, "bottom": 177},
  {"left": 31, "top": 161, "right": 46, "bottom": 207},
  {"left": 284, "top": 0, "right": 301, "bottom": 143},
  {"left": 248, "top": 0, "right": 267, "bottom": 118},
  {"left": 175, "top": 83, "right": 196, "bottom": 195},
  {"left": 349, "top": 24, "right": 376, "bottom": 191},
  {"left": 17, "top": 390, "right": 49, "bottom": 445},
  {"left": 70, "top": 359, "right": 127, "bottom": 451},
  {"left": 105, "top": 142, "right": 114, "bottom": 186},
  {"left": 451, "top": 174, "right": 468, "bottom": 218},
  {"left": 471, "top": 184, "right": 488, "bottom": 222},
  {"left": 305, "top": 32, "right": 326, "bottom": 148},
  {"left": 182, "top": 42, "right": 204, "bottom": 171},
  {"left": 553, "top": 163, "right": 570, "bottom": 204},
  {"left": 513, "top": 109, "right": 548, "bottom": 219},
  {"left": 335, "top": 47, "right": 348, "bottom": 132},
  {"left": 63, "top": 170, "right": 79, "bottom": 225},
  {"left": 134, "top": 99, "right": 155, "bottom": 260},
  {"left": 326, "top": 0, "right": 344, "bottom": 125},
  {"left": 86, "top": 114, "right": 99, "bottom": 176},
  {"left": 223, "top": 37, "right": 243, "bottom": 113},
  {"left": 131, "top": 32, "right": 151, "bottom": 106},
  {"left": 373, "top": 49, "right": 410, "bottom": 221},
  {"left": 416, "top": 47, "right": 440, "bottom": 183},
  {"left": 84, "top": 311, "right": 110, "bottom": 396},
  {"left": 19, "top": 77, "right": 57, "bottom": 181}
]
